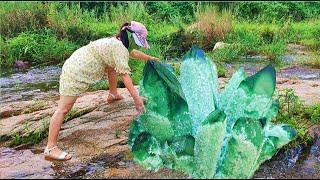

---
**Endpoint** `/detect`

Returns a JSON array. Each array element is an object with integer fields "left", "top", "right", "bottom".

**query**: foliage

[
  {"left": 275, "top": 89, "right": 320, "bottom": 146},
  {"left": 145, "top": 2, "right": 196, "bottom": 23},
  {"left": 233, "top": 2, "right": 320, "bottom": 22},
  {"left": 0, "top": 2, "right": 48, "bottom": 37},
  {"left": 3, "top": 32, "right": 78, "bottom": 67}
]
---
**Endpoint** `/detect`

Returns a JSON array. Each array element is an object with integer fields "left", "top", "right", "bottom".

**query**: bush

[
  {"left": 0, "top": 2, "right": 48, "bottom": 37},
  {"left": 233, "top": 2, "right": 320, "bottom": 22},
  {"left": 260, "top": 41, "right": 286, "bottom": 62},
  {"left": 108, "top": 2, "right": 152, "bottom": 27},
  {"left": 187, "top": 6, "right": 232, "bottom": 48},
  {"left": 226, "top": 23, "right": 262, "bottom": 55},
  {"left": 4, "top": 32, "right": 79, "bottom": 67},
  {"left": 0, "top": 36, "right": 7, "bottom": 68},
  {"left": 129, "top": 59, "right": 146, "bottom": 85},
  {"left": 145, "top": 2, "right": 196, "bottom": 23},
  {"left": 275, "top": 89, "right": 319, "bottom": 146}
]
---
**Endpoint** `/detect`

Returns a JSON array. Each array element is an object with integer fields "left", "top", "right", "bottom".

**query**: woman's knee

[{"left": 55, "top": 108, "right": 71, "bottom": 116}]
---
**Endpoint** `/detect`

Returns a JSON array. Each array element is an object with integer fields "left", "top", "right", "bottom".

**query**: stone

[
  {"left": 0, "top": 147, "right": 54, "bottom": 179},
  {"left": 212, "top": 42, "right": 231, "bottom": 51},
  {"left": 14, "top": 60, "right": 29, "bottom": 69}
]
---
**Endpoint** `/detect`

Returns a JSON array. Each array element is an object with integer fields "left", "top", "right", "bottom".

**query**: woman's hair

[{"left": 116, "top": 22, "right": 134, "bottom": 49}]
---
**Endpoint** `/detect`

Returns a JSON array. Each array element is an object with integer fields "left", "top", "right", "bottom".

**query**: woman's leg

[
  {"left": 46, "top": 95, "right": 77, "bottom": 159},
  {"left": 106, "top": 67, "right": 124, "bottom": 103},
  {"left": 106, "top": 67, "right": 118, "bottom": 95}
]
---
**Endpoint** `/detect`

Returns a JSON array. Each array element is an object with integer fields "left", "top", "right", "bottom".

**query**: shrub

[
  {"left": 233, "top": 2, "right": 320, "bottom": 22},
  {"left": 145, "top": 2, "right": 196, "bottom": 23},
  {"left": 275, "top": 89, "right": 319, "bottom": 146},
  {"left": 108, "top": 2, "right": 152, "bottom": 27},
  {"left": 187, "top": 6, "right": 232, "bottom": 48},
  {"left": 211, "top": 47, "right": 240, "bottom": 63},
  {"left": 226, "top": 23, "right": 262, "bottom": 55},
  {"left": 4, "top": 32, "right": 79, "bottom": 67},
  {"left": 0, "top": 2, "right": 48, "bottom": 37},
  {"left": 0, "top": 36, "right": 8, "bottom": 68}
]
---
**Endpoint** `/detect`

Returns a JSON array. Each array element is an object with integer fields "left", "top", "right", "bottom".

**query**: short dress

[{"left": 59, "top": 37, "right": 131, "bottom": 96}]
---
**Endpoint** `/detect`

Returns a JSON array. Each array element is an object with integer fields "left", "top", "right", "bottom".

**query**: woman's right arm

[
  {"left": 121, "top": 73, "right": 144, "bottom": 113},
  {"left": 129, "top": 49, "right": 160, "bottom": 61}
]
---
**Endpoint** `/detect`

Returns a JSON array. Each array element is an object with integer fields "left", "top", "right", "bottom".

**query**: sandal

[
  {"left": 107, "top": 93, "right": 124, "bottom": 104},
  {"left": 44, "top": 146, "right": 72, "bottom": 161}
]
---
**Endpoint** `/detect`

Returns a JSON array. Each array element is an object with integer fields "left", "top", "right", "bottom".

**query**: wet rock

[
  {"left": 213, "top": 42, "right": 231, "bottom": 51},
  {"left": 276, "top": 78, "right": 320, "bottom": 105},
  {"left": 309, "top": 125, "right": 320, "bottom": 139},
  {"left": 279, "top": 66, "right": 320, "bottom": 80},
  {"left": 0, "top": 147, "right": 54, "bottom": 179},
  {"left": 14, "top": 60, "right": 29, "bottom": 69},
  {"left": 286, "top": 43, "right": 308, "bottom": 51},
  {"left": 282, "top": 55, "right": 295, "bottom": 63}
]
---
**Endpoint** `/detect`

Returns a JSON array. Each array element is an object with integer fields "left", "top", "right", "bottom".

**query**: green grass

[
  {"left": 1, "top": 2, "right": 319, "bottom": 69},
  {"left": 7, "top": 107, "right": 95, "bottom": 147},
  {"left": 274, "top": 89, "right": 320, "bottom": 147},
  {"left": 21, "top": 100, "right": 47, "bottom": 114},
  {"left": 2, "top": 31, "right": 79, "bottom": 67},
  {"left": 10, "top": 118, "right": 50, "bottom": 147}
]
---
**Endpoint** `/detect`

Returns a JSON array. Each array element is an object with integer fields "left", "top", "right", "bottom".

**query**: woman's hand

[
  {"left": 150, "top": 56, "right": 160, "bottom": 61},
  {"left": 121, "top": 73, "right": 146, "bottom": 114},
  {"left": 133, "top": 95, "right": 145, "bottom": 114}
]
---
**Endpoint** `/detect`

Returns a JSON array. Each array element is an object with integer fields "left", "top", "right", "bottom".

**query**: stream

[{"left": 0, "top": 53, "right": 319, "bottom": 178}]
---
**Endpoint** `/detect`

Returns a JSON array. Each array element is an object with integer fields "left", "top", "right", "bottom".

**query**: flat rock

[{"left": 0, "top": 147, "right": 54, "bottom": 179}]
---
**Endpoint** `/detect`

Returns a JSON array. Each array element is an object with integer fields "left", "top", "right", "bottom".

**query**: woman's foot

[
  {"left": 44, "top": 146, "right": 72, "bottom": 161},
  {"left": 107, "top": 93, "right": 124, "bottom": 104}
]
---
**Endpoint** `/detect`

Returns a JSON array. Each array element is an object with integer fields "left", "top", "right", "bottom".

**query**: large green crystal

[{"left": 128, "top": 46, "right": 297, "bottom": 179}]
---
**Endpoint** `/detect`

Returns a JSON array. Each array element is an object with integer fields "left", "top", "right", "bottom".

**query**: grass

[
  {"left": 6, "top": 107, "right": 95, "bottom": 147},
  {"left": 10, "top": 118, "right": 50, "bottom": 147},
  {"left": 21, "top": 100, "right": 47, "bottom": 114},
  {"left": 1, "top": 2, "right": 319, "bottom": 71},
  {"left": 187, "top": 5, "right": 232, "bottom": 48},
  {"left": 3, "top": 31, "right": 79, "bottom": 67},
  {"left": 274, "top": 88, "right": 320, "bottom": 147}
]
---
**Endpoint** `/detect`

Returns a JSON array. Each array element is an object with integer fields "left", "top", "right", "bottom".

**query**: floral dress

[{"left": 59, "top": 37, "right": 131, "bottom": 96}]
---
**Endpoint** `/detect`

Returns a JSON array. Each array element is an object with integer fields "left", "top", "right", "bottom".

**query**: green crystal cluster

[{"left": 128, "top": 46, "right": 297, "bottom": 179}]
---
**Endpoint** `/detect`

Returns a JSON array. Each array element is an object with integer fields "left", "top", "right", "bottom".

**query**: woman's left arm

[{"left": 129, "top": 49, "right": 160, "bottom": 61}]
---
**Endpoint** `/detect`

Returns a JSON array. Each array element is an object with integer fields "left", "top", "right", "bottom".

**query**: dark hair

[{"left": 116, "top": 22, "right": 134, "bottom": 49}]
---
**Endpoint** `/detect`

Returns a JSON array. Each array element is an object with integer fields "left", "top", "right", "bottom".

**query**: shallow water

[
  {"left": 0, "top": 65, "right": 61, "bottom": 103},
  {"left": 227, "top": 61, "right": 320, "bottom": 80},
  {"left": 254, "top": 138, "right": 320, "bottom": 179},
  {"left": 0, "top": 140, "right": 319, "bottom": 179}
]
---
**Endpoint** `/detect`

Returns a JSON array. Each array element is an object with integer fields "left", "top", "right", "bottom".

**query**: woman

[{"left": 44, "top": 21, "right": 159, "bottom": 161}]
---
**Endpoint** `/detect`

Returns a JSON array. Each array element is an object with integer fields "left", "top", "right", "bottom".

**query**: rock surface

[{"left": 0, "top": 147, "right": 54, "bottom": 179}]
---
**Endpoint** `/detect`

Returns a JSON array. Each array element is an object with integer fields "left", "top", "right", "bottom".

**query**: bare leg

[
  {"left": 45, "top": 95, "right": 77, "bottom": 159},
  {"left": 106, "top": 67, "right": 118, "bottom": 95},
  {"left": 106, "top": 67, "right": 124, "bottom": 103}
]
